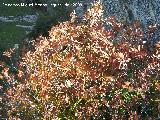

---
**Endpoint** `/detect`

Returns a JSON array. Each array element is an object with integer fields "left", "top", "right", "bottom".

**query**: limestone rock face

[
  {"left": 102, "top": 0, "right": 160, "bottom": 44},
  {"left": 75, "top": 0, "right": 160, "bottom": 26},
  {"left": 102, "top": 0, "right": 160, "bottom": 26}
]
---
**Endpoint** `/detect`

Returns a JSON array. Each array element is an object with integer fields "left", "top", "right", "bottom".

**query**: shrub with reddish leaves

[{"left": 0, "top": 2, "right": 160, "bottom": 120}]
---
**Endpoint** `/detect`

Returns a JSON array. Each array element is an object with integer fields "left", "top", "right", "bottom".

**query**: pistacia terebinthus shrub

[{"left": 0, "top": 2, "right": 160, "bottom": 120}]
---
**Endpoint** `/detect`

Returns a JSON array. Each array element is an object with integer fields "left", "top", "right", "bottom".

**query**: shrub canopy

[{"left": 0, "top": 2, "right": 160, "bottom": 120}]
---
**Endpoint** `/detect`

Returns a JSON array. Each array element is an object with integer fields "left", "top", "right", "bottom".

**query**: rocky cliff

[{"left": 102, "top": 0, "right": 160, "bottom": 26}]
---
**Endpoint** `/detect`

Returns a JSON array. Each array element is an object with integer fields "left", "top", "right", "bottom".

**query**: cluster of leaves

[{"left": 0, "top": 2, "right": 160, "bottom": 119}]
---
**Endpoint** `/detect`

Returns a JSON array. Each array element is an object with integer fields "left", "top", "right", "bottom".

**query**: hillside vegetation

[{"left": 0, "top": 2, "right": 160, "bottom": 120}]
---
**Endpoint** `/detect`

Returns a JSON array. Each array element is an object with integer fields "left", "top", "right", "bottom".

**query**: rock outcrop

[{"left": 102, "top": 0, "right": 160, "bottom": 26}]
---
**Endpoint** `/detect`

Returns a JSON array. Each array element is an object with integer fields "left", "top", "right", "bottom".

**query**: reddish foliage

[{"left": 1, "top": 2, "right": 160, "bottom": 120}]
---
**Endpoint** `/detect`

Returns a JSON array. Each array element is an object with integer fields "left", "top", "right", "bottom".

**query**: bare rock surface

[{"left": 75, "top": 0, "right": 160, "bottom": 26}]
